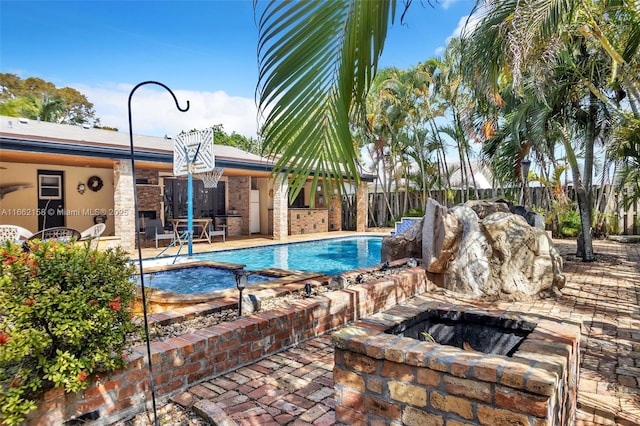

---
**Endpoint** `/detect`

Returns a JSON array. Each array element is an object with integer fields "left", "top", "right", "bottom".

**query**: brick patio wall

[
  {"left": 328, "top": 194, "right": 342, "bottom": 231},
  {"left": 24, "top": 262, "right": 427, "bottom": 425},
  {"left": 135, "top": 169, "right": 161, "bottom": 219}
]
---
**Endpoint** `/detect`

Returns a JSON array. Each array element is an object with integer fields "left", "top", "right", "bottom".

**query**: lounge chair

[{"left": 80, "top": 223, "right": 106, "bottom": 249}]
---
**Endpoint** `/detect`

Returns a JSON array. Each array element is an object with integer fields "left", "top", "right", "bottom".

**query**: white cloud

[
  {"left": 435, "top": 12, "right": 482, "bottom": 54},
  {"left": 77, "top": 83, "right": 259, "bottom": 139},
  {"left": 440, "top": 0, "right": 460, "bottom": 10}
]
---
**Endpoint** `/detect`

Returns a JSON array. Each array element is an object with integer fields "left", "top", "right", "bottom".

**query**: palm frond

[{"left": 256, "top": 1, "right": 395, "bottom": 200}]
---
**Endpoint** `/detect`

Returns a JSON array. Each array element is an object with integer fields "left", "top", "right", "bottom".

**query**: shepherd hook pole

[{"left": 128, "top": 81, "right": 189, "bottom": 426}]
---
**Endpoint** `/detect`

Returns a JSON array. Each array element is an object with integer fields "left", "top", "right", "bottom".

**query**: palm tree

[
  {"left": 255, "top": 0, "right": 639, "bottom": 260},
  {"left": 461, "top": 0, "right": 639, "bottom": 261}
]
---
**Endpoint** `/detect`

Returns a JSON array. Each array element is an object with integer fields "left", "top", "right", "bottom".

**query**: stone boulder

[
  {"left": 381, "top": 218, "right": 423, "bottom": 262},
  {"left": 465, "top": 199, "right": 510, "bottom": 219},
  {"left": 422, "top": 198, "right": 462, "bottom": 273},
  {"left": 443, "top": 209, "right": 565, "bottom": 300},
  {"left": 417, "top": 198, "right": 565, "bottom": 300}
]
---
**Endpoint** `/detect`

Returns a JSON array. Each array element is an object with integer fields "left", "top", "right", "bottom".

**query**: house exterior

[{"left": 0, "top": 116, "right": 370, "bottom": 252}]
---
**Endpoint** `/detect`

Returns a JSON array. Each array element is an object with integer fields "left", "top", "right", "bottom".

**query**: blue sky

[{"left": 1, "top": 0, "right": 475, "bottom": 138}]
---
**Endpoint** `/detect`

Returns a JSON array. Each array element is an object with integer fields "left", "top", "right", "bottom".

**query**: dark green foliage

[{"left": 0, "top": 240, "right": 136, "bottom": 425}]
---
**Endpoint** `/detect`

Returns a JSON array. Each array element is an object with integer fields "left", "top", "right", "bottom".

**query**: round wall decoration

[{"left": 87, "top": 176, "right": 103, "bottom": 192}]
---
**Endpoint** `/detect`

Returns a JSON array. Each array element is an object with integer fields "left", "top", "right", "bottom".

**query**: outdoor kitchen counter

[
  {"left": 288, "top": 208, "right": 329, "bottom": 235},
  {"left": 215, "top": 215, "right": 242, "bottom": 237}
]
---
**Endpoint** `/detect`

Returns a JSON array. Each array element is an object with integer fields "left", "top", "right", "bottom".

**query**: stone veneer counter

[
  {"left": 214, "top": 215, "right": 241, "bottom": 237},
  {"left": 288, "top": 208, "right": 329, "bottom": 235}
]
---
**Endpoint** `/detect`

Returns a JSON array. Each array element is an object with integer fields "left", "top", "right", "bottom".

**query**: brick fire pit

[{"left": 332, "top": 295, "right": 580, "bottom": 425}]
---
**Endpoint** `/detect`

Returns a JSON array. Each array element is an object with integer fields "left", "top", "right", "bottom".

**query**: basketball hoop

[{"left": 198, "top": 167, "right": 224, "bottom": 188}]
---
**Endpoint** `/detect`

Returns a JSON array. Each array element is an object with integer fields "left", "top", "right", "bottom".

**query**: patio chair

[
  {"left": 0, "top": 225, "right": 33, "bottom": 243},
  {"left": 28, "top": 227, "right": 81, "bottom": 242},
  {"left": 208, "top": 222, "right": 226, "bottom": 242},
  {"left": 80, "top": 223, "right": 106, "bottom": 249},
  {"left": 145, "top": 219, "right": 175, "bottom": 249}
]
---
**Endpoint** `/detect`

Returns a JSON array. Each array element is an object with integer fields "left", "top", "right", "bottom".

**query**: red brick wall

[
  {"left": 135, "top": 169, "right": 161, "bottom": 219},
  {"left": 25, "top": 260, "right": 427, "bottom": 425},
  {"left": 328, "top": 194, "right": 342, "bottom": 231}
]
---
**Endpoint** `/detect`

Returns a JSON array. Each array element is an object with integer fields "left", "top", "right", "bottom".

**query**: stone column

[
  {"left": 113, "top": 160, "right": 136, "bottom": 253},
  {"left": 328, "top": 193, "right": 342, "bottom": 231},
  {"left": 228, "top": 176, "right": 251, "bottom": 235},
  {"left": 272, "top": 174, "right": 288, "bottom": 240},
  {"left": 355, "top": 182, "right": 368, "bottom": 232}
]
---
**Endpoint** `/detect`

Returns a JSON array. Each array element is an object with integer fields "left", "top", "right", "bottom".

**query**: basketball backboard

[{"left": 173, "top": 128, "right": 215, "bottom": 176}]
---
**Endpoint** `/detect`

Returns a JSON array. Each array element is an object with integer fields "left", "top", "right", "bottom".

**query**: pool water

[
  {"left": 139, "top": 236, "right": 383, "bottom": 294},
  {"left": 195, "top": 236, "right": 382, "bottom": 276},
  {"left": 141, "top": 267, "right": 276, "bottom": 294}
]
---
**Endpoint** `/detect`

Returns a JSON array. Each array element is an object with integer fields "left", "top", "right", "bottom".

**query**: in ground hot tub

[{"left": 332, "top": 296, "right": 580, "bottom": 425}]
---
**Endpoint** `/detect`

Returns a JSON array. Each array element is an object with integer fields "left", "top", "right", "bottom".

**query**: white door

[{"left": 250, "top": 190, "right": 260, "bottom": 234}]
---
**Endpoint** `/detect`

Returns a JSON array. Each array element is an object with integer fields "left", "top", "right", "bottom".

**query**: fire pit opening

[{"left": 384, "top": 309, "right": 535, "bottom": 356}]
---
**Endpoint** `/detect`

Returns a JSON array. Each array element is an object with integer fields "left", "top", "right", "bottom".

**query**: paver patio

[{"left": 169, "top": 239, "right": 639, "bottom": 425}]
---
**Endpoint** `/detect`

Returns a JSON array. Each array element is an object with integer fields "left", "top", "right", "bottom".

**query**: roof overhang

[{"left": 0, "top": 135, "right": 376, "bottom": 182}]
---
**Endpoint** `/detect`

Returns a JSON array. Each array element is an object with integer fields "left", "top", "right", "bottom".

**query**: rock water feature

[
  {"left": 382, "top": 198, "right": 566, "bottom": 300},
  {"left": 332, "top": 198, "right": 578, "bottom": 425}
]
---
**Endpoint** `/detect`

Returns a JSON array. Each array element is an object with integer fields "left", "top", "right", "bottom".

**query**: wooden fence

[{"left": 342, "top": 186, "right": 640, "bottom": 235}]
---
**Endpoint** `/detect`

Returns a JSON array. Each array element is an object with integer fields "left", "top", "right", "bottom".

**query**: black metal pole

[
  {"left": 128, "top": 81, "right": 189, "bottom": 426},
  {"left": 238, "top": 288, "right": 243, "bottom": 317}
]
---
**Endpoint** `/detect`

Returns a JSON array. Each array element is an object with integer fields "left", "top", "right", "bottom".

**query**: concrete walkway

[{"left": 170, "top": 239, "right": 639, "bottom": 426}]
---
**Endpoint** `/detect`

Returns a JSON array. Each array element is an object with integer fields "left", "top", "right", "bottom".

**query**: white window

[{"left": 39, "top": 175, "right": 62, "bottom": 199}]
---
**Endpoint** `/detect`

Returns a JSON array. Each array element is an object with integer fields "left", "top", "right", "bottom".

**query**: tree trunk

[{"left": 577, "top": 93, "right": 598, "bottom": 261}]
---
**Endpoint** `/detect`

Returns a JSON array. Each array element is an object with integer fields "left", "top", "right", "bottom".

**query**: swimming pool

[
  {"left": 142, "top": 236, "right": 383, "bottom": 275},
  {"left": 194, "top": 236, "right": 382, "bottom": 276}
]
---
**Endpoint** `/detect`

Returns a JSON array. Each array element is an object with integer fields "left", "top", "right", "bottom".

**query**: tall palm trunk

[{"left": 576, "top": 92, "right": 597, "bottom": 261}]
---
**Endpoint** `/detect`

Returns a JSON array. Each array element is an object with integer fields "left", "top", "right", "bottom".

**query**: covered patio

[{"left": 0, "top": 116, "right": 373, "bottom": 254}]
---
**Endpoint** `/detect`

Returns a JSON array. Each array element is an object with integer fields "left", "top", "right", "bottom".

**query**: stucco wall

[{"left": 0, "top": 161, "right": 115, "bottom": 235}]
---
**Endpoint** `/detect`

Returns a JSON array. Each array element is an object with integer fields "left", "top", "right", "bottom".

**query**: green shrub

[
  {"left": 558, "top": 207, "right": 582, "bottom": 237},
  {"left": 0, "top": 240, "right": 136, "bottom": 425},
  {"left": 404, "top": 208, "right": 424, "bottom": 218}
]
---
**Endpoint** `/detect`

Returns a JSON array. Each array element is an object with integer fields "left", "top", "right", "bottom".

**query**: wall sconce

[
  {"left": 234, "top": 269, "right": 250, "bottom": 316},
  {"left": 77, "top": 182, "right": 86, "bottom": 195}
]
